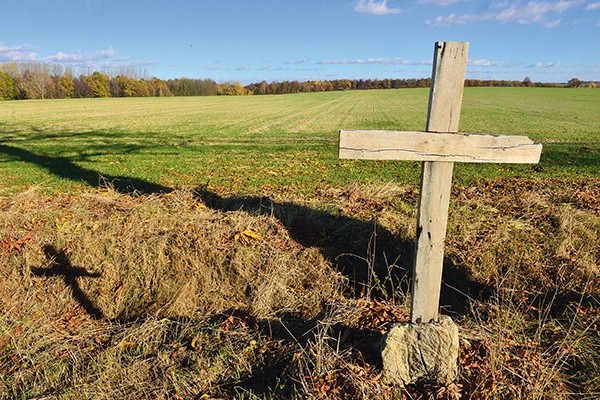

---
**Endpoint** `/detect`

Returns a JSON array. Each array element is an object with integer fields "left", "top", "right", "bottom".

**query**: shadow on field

[
  {"left": 32, "top": 245, "right": 105, "bottom": 320},
  {"left": 209, "top": 308, "right": 386, "bottom": 398},
  {"left": 541, "top": 143, "right": 600, "bottom": 169},
  {"left": 194, "top": 188, "right": 488, "bottom": 315},
  {"left": 195, "top": 188, "right": 412, "bottom": 299},
  {"left": 0, "top": 144, "right": 171, "bottom": 195}
]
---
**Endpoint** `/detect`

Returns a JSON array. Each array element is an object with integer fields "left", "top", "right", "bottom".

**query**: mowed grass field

[
  {"left": 1, "top": 89, "right": 599, "bottom": 399},
  {"left": 1, "top": 87, "right": 598, "bottom": 196}
]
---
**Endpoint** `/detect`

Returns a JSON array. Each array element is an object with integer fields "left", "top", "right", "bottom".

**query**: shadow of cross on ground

[
  {"left": 31, "top": 245, "right": 105, "bottom": 320},
  {"left": 0, "top": 144, "right": 172, "bottom": 195}
]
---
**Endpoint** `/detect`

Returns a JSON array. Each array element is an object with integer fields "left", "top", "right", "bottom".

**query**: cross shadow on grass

[
  {"left": 32, "top": 245, "right": 104, "bottom": 320},
  {"left": 0, "top": 144, "right": 171, "bottom": 195}
]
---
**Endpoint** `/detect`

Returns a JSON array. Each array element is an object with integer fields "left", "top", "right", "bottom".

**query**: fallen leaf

[{"left": 234, "top": 228, "right": 262, "bottom": 244}]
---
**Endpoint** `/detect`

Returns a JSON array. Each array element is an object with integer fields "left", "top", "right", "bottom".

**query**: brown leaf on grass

[
  {"left": 1, "top": 231, "right": 35, "bottom": 253},
  {"left": 234, "top": 228, "right": 262, "bottom": 245},
  {"left": 354, "top": 299, "right": 409, "bottom": 332},
  {"left": 434, "top": 383, "right": 463, "bottom": 400}
]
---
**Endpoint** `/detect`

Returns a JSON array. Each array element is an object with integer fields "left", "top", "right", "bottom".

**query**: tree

[
  {"left": 522, "top": 77, "right": 533, "bottom": 87},
  {"left": 150, "top": 78, "right": 172, "bottom": 96},
  {"left": 0, "top": 71, "right": 15, "bottom": 100},
  {"left": 216, "top": 81, "right": 246, "bottom": 95},
  {"left": 17, "top": 69, "right": 54, "bottom": 99},
  {"left": 83, "top": 72, "right": 110, "bottom": 97},
  {"left": 568, "top": 77, "right": 581, "bottom": 88},
  {"left": 115, "top": 75, "right": 150, "bottom": 97},
  {"left": 57, "top": 75, "right": 75, "bottom": 98},
  {"left": 258, "top": 80, "right": 268, "bottom": 95}
]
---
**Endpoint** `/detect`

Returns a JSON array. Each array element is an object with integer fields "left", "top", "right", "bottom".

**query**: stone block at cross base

[{"left": 381, "top": 315, "right": 459, "bottom": 386}]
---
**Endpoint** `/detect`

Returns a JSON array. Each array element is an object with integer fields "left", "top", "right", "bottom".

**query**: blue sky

[{"left": 1, "top": 1, "right": 599, "bottom": 84}]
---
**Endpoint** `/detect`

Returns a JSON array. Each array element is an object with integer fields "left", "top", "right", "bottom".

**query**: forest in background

[{"left": 0, "top": 61, "right": 596, "bottom": 101}]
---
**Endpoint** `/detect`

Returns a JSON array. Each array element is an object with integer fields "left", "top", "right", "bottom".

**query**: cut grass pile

[{"left": 1, "top": 179, "right": 598, "bottom": 399}]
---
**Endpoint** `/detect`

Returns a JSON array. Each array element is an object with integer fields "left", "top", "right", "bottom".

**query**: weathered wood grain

[
  {"left": 339, "top": 130, "right": 542, "bottom": 163},
  {"left": 411, "top": 161, "right": 454, "bottom": 323},
  {"left": 410, "top": 42, "right": 469, "bottom": 324},
  {"left": 426, "top": 42, "right": 469, "bottom": 133}
]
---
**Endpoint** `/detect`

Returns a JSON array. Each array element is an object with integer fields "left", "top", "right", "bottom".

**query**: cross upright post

[{"left": 411, "top": 41, "right": 468, "bottom": 324}]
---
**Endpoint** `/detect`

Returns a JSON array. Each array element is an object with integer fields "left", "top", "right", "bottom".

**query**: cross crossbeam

[
  {"left": 340, "top": 130, "right": 541, "bottom": 163},
  {"left": 338, "top": 42, "right": 542, "bottom": 324}
]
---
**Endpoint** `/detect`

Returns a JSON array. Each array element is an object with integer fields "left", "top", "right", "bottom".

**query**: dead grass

[{"left": 1, "top": 179, "right": 599, "bottom": 399}]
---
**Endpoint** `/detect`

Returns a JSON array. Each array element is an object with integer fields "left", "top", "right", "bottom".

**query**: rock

[{"left": 381, "top": 315, "right": 459, "bottom": 386}]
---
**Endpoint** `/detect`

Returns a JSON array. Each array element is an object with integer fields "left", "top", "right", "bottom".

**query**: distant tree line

[{"left": 0, "top": 61, "right": 596, "bottom": 101}]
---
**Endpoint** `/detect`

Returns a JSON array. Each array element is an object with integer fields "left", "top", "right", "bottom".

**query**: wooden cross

[{"left": 339, "top": 42, "right": 542, "bottom": 324}]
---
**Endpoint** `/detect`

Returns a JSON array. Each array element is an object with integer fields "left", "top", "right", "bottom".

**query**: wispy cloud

[
  {"left": 494, "top": 1, "right": 580, "bottom": 24},
  {"left": 0, "top": 44, "right": 156, "bottom": 69},
  {"left": 355, "top": 0, "right": 402, "bottom": 15},
  {"left": 427, "top": 12, "right": 494, "bottom": 26},
  {"left": 527, "top": 61, "right": 561, "bottom": 68},
  {"left": 46, "top": 47, "right": 116, "bottom": 64},
  {"left": 257, "top": 66, "right": 289, "bottom": 72},
  {"left": 286, "top": 58, "right": 309, "bottom": 65},
  {"left": 418, "top": 0, "right": 461, "bottom": 5},
  {"left": 0, "top": 43, "right": 38, "bottom": 62},
  {"left": 294, "top": 67, "right": 323, "bottom": 72},
  {"left": 319, "top": 57, "right": 430, "bottom": 65},
  {"left": 428, "top": 0, "right": 583, "bottom": 27},
  {"left": 469, "top": 58, "right": 512, "bottom": 67},
  {"left": 586, "top": 1, "right": 600, "bottom": 10}
]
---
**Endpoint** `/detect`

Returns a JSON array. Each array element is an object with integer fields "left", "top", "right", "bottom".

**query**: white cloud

[
  {"left": 428, "top": 0, "right": 583, "bottom": 27},
  {"left": 495, "top": 1, "right": 579, "bottom": 24},
  {"left": 427, "top": 12, "right": 494, "bottom": 26},
  {"left": 543, "top": 18, "right": 563, "bottom": 27},
  {"left": 47, "top": 47, "right": 116, "bottom": 64},
  {"left": 418, "top": 0, "right": 461, "bottom": 5},
  {"left": 295, "top": 67, "right": 323, "bottom": 72},
  {"left": 319, "top": 57, "right": 430, "bottom": 65},
  {"left": 286, "top": 58, "right": 309, "bottom": 64},
  {"left": 0, "top": 43, "right": 155, "bottom": 72},
  {"left": 355, "top": 0, "right": 402, "bottom": 15},
  {"left": 469, "top": 58, "right": 504, "bottom": 67},
  {"left": 586, "top": 2, "right": 600, "bottom": 10},
  {"left": 0, "top": 43, "right": 38, "bottom": 62},
  {"left": 257, "top": 66, "right": 289, "bottom": 71},
  {"left": 528, "top": 61, "right": 561, "bottom": 67}
]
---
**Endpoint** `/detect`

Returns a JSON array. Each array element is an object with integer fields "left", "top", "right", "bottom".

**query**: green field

[{"left": 1, "top": 87, "right": 598, "bottom": 197}]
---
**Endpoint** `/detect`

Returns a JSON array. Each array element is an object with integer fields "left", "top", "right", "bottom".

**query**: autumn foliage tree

[
  {"left": 216, "top": 81, "right": 247, "bottom": 96},
  {"left": 84, "top": 72, "right": 110, "bottom": 97},
  {"left": 115, "top": 75, "right": 150, "bottom": 97},
  {"left": 0, "top": 71, "right": 15, "bottom": 100},
  {"left": 57, "top": 75, "right": 75, "bottom": 98}
]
